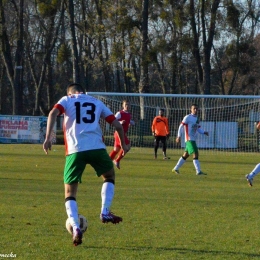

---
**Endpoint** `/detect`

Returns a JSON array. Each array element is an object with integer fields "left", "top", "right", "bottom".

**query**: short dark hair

[
  {"left": 67, "top": 83, "right": 84, "bottom": 94},
  {"left": 191, "top": 103, "right": 198, "bottom": 108},
  {"left": 159, "top": 108, "right": 164, "bottom": 112}
]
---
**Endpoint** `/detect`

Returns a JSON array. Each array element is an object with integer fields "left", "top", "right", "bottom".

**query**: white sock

[
  {"left": 174, "top": 157, "right": 186, "bottom": 170},
  {"left": 101, "top": 182, "right": 114, "bottom": 215},
  {"left": 65, "top": 199, "right": 79, "bottom": 232},
  {"left": 249, "top": 163, "right": 260, "bottom": 178},
  {"left": 193, "top": 159, "right": 201, "bottom": 174}
]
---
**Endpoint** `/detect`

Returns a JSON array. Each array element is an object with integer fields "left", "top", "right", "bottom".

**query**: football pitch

[{"left": 1, "top": 144, "right": 260, "bottom": 260}]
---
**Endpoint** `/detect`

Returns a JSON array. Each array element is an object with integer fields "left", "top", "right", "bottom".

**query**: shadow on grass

[{"left": 83, "top": 245, "right": 260, "bottom": 258}]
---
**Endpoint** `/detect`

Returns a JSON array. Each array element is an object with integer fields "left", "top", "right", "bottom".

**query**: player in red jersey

[{"left": 109, "top": 100, "right": 135, "bottom": 169}]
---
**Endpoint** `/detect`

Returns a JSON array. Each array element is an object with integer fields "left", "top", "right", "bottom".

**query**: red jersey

[
  {"left": 115, "top": 110, "right": 132, "bottom": 133},
  {"left": 113, "top": 109, "right": 133, "bottom": 147}
]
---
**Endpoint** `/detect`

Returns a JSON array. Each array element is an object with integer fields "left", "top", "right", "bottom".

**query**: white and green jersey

[
  {"left": 54, "top": 94, "right": 116, "bottom": 155},
  {"left": 177, "top": 113, "right": 205, "bottom": 142}
]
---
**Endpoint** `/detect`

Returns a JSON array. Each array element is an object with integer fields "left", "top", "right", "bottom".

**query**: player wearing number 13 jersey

[
  {"left": 55, "top": 92, "right": 113, "bottom": 155},
  {"left": 43, "top": 83, "right": 128, "bottom": 246}
]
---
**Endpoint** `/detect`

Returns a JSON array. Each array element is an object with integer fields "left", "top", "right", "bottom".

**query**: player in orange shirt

[{"left": 151, "top": 108, "right": 170, "bottom": 159}]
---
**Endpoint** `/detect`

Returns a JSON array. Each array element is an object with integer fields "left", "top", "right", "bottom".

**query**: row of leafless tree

[{"left": 0, "top": 0, "right": 259, "bottom": 116}]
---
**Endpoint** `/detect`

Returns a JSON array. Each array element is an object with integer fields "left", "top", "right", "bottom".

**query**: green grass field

[{"left": 1, "top": 144, "right": 260, "bottom": 260}]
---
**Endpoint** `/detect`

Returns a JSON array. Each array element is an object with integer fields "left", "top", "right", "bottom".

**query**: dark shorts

[
  {"left": 64, "top": 149, "right": 113, "bottom": 184},
  {"left": 154, "top": 136, "right": 167, "bottom": 144}
]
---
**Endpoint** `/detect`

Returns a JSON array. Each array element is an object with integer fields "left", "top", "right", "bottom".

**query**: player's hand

[
  {"left": 175, "top": 137, "right": 181, "bottom": 143},
  {"left": 204, "top": 131, "right": 209, "bottom": 136},
  {"left": 256, "top": 122, "right": 260, "bottom": 130},
  {"left": 121, "top": 144, "right": 129, "bottom": 156},
  {"left": 121, "top": 120, "right": 126, "bottom": 125},
  {"left": 43, "top": 139, "right": 52, "bottom": 154},
  {"left": 152, "top": 132, "right": 156, "bottom": 136}
]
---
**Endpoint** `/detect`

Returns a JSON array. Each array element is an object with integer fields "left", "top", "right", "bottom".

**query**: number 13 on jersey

[{"left": 75, "top": 102, "right": 96, "bottom": 124}]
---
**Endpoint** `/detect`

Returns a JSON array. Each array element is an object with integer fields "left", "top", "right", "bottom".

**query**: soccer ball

[{"left": 66, "top": 214, "right": 88, "bottom": 235}]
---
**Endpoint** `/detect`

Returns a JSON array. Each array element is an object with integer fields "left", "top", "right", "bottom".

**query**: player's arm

[
  {"left": 197, "top": 127, "right": 209, "bottom": 136},
  {"left": 43, "top": 107, "right": 60, "bottom": 154},
  {"left": 115, "top": 111, "right": 125, "bottom": 124},
  {"left": 128, "top": 116, "right": 135, "bottom": 127},
  {"left": 151, "top": 117, "right": 156, "bottom": 135},
  {"left": 176, "top": 115, "right": 188, "bottom": 142},
  {"left": 111, "top": 119, "right": 128, "bottom": 155},
  {"left": 176, "top": 123, "right": 184, "bottom": 143},
  {"left": 130, "top": 119, "right": 135, "bottom": 126},
  {"left": 165, "top": 117, "right": 170, "bottom": 137},
  {"left": 204, "top": 131, "right": 209, "bottom": 136}
]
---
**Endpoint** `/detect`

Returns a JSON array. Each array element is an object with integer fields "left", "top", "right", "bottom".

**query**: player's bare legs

[
  {"left": 118, "top": 144, "right": 131, "bottom": 161},
  {"left": 111, "top": 144, "right": 131, "bottom": 169},
  {"left": 110, "top": 146, "right": 120, "bottom": 160},
  {"left": 65, "top": 183, "right": 78, "bottom": 198},
  {"left": 110, "top": 146, "right": 121, "bottom": 169},
  {"left": 100, "top": 168, "right": 122, "bottom": 224}
]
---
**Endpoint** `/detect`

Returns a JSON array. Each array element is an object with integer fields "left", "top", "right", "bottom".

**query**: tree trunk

[
  {"left": 201, "top": 0, "right": 220, "bottom": 94},
  {"left": 189, "top": 0, "right": 204, "bottom": 93},
  {"left": 0, "top": 0, "right": 15, "bottom": 114},
  {"left": 14, "top": 0, "right": 24, "bottom": 114},
  {"left": 138, "top": 0, "right": 149, "bottom": 95},
  {"left": 138, "top": 0, "right": 149, "bottom": 128},
  {"left": 68, "top": 0, "right": 81, "bottom": 83}
]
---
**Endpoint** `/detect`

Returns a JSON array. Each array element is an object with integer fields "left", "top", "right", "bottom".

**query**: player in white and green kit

[
  {"left": 43, "top": 83, "right": 128, "bottom": 246},
  {"left": 172, "top": 104, "right": 209, "bottom": 175}
]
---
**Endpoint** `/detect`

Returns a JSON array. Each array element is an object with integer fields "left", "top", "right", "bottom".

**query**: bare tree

[
  {"left": 0, "top": 0, "right": 24, "bottom": 114},
  {"left": 67, "top": 0, "right": 81, "bottom": 83},
  {"left": 189, "top": 0, "right": 220, "bottom": 94},
  {"left": 138, "top": 0, "right": 149, "bottom": 123},
  {"left": 24, "top": 0, "right": 65, "bottom": 115},
  {"left": 138, "top": 0, "right": 149, "bottom": 95}
]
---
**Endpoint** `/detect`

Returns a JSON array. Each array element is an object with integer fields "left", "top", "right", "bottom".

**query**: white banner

[
  {"left": 181, "top": 121, "right": 238, "bottom": 149},
  {"left": 0, "top": 115, "right": 56, "bottom": 144}
]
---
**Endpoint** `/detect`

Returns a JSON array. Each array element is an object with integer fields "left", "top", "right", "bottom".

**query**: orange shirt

[{"left": 151, "top": 116, "right": 169, "bottom": 136}]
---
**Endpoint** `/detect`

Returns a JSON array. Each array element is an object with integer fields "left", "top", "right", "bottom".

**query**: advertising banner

[
  {"left": 181, "top": 121, "right": 238, "bottom": 149},
  {"left": 0, "top": 115, "right": 56, "bottom": 144}
]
